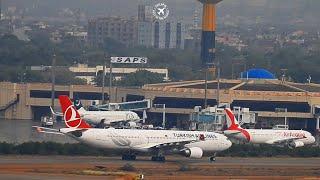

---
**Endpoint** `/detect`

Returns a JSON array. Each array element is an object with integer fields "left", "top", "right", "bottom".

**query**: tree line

[
  {"left": 1, "top": 31, "right": 320, "bottom": 85},
  {"left": 0, "top": 142, "right": 319, "bottom": 157}
]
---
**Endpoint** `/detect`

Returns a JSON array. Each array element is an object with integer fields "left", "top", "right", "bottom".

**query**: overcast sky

[{"left": 2, "top": 0, "right": 319, "bottom": 25}]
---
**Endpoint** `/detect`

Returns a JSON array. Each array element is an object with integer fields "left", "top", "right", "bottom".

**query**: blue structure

[{"left": 241, "top": 69, "right": 276, "bottom": 79}]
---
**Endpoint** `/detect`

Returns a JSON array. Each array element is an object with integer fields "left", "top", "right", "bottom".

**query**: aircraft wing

[
  {"left": 32, "top": 126, "right": 64, "bottom": 135},
  {"left": 265, "top": 136, "right": 306, "bottom": 145},
  {"left": 132, "top": 139, "right": 199, "bottom": 151},
  {"left": 32, "top": 126, "right": 87, "bottom": 136},
  {"left": 50, "top": 106, "right": 63, "bottom": 117}
]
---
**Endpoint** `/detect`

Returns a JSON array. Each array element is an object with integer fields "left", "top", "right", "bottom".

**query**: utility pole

[
  {"left": 109, "top": 60, "right": 113, "bottom": 103},
  {"left": 216, "top": 60, "right": 220, "bottom": 106},
  {"left": 51, "top": 54, "right": 56, "bottom": 108},
  {"left": 204, "top": 68, "right": 208, "bottom": 108},
  {"left": 162, "top": 104, "right": 166, "bottom": 129},
  {"left": 102, "top": 60, "right": 106, "bottom": 103}
]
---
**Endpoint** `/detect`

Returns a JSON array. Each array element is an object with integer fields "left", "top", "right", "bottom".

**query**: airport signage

[
  {"left": 153, "top": 3, "right": 170, "bottom": 20},
  {"left": 111, "top": 57, "right": 148, "bottom": 64}
]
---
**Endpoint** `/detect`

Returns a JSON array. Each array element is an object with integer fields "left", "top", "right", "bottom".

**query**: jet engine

[
  {"left": 126, "top": 122, "right": 137, "bottom": 128},
  {"left": 289, "top": 141, "right": 304, "bottom": 148},
  {"left": 183, "top": 147, "right": 203, "bottom": 159}
]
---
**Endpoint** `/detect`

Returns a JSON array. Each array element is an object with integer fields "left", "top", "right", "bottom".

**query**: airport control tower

[{"left": 198, "top": 0, "right": 223, "bottom": 67}]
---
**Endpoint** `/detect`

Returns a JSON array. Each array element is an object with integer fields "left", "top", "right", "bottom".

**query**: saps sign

[{"left": 111, "top": 57, "right": 148, "bottom": 64}]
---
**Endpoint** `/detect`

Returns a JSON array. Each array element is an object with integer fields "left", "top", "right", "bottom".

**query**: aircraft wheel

[
  {"left": 159, "top": 156, "right": 165, "bottom": 162},
  {"left": 122, "top": 154, "right": 127, "bottom": 160},
  {"left": 122, "top": 154, "right": 136, "bottom": 161},
  {"left": 151, "top": 156, "right": 156, "bottom": 161},
  {"left": 130, "top": 155, "right": 136, "bottom": 160},
  {"left": 209, "top": 156, "right": 216, "bottom": 162},
  {"left": 151, "top": 156, "right": 165, "bottom": 162}
]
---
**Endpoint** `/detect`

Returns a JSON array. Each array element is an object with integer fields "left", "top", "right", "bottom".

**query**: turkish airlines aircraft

[
  {"left": 224, "top": 108, "right": 315, "bottom": 148},
  {"left": 50, "top": 99, "right": 140, "bottom": 127},
  {"left": 35, "top": 96, "right": 232, "bottom": 162}
]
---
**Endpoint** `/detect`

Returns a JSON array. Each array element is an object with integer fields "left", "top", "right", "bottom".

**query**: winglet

[{"left": 58, "top": 95, "right": 91, "bottom": 129}]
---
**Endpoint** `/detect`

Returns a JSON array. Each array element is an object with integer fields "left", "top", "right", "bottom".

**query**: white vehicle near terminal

[
  {"left": 35, "top": 96, "right": 232, "bottom": 162},
  {"left": 50, "top": 99, "right": 140, "bottom": 127},
  {"left": 224, "top": 108, "right": 316, "bottom": 148},
  {"left": 40, "top": 116, "right": 54, "bottom": 128}
]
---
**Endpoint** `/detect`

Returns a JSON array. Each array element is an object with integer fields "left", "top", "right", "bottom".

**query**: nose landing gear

[{"left": 209, "top": 152, "right": 217, "bottom": 162}]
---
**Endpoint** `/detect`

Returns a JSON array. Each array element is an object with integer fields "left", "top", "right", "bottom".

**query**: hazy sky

[{"left": 2, "top": 0, "right": 319, "bottom": 25}]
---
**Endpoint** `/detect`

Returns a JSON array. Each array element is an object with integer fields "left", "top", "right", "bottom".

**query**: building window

[{"left": 30, "top": 90, "right": 69, "bottom": 98}]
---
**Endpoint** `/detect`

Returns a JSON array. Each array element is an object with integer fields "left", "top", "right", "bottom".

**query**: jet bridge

[{"left": 89, "top": 99, "right": 151, "bottom": 111}]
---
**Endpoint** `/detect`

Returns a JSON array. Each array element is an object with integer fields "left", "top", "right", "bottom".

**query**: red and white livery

[
  {"left": 33, "top": 96, "right": 232, "bottom": 162},
  {"left": 224, "top": 108, "right": 315, "bottom": 148}
]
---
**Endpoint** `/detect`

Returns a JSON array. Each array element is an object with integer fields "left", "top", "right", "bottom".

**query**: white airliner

[
  {"left": 36, "top": 96, "right": 232, "bottom": 162},
  {"left": 50, "top": 99, "right": 140, "bottom": 127},
  {"left": 224, "top": 108, "right": 315, "bottom": 148}
]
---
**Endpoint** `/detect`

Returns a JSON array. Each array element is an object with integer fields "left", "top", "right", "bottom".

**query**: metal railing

[{"left": 0, "top": 94, "right": 20, "bottom": 111}]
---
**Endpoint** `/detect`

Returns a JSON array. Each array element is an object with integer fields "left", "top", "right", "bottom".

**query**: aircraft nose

[
  {"left": 310, "top": 136, "right": 316, "bottom": 144},
  {"left": 224, "top": 139, "right": 232, "bottom": 150}
]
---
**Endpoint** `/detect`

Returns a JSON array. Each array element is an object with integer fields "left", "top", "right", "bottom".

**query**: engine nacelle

[
  {"left": 126, "top": 122, "right": 137, "bottom": 128},
  {"left": 184, "top": 147, "right": 203, "bottom": 159},
  {"left": 289, "top": 141, "right": 304, "bottom": 148}
]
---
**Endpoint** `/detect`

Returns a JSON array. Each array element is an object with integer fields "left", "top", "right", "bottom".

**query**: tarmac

[
  {"left": 0, "top": 119, "right": 76, "bottom": 144},
  {"left": 0, "top": 155, "right": 319, "bottom": 179}
]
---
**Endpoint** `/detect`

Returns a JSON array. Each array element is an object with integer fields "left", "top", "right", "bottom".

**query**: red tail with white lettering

[{"left": 58, "top": 95, "right": 91, "bottom": 129}]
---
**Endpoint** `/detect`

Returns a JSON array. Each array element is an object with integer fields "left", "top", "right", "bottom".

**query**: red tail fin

[
  {"left": 225, "top": 108, "right": 241, "bottom": 130},
  {"left": 225, "top": 108, "right": 251, "bottom": 141},
  {"left": 58, "top": 95, "right": 91, "bottom": 129}
]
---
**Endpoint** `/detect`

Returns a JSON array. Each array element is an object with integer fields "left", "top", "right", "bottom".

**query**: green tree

[{"left": 117, "top": 70, "right": 164, "bottom": 87}]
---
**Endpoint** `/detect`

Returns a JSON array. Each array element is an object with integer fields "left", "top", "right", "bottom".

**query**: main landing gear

[
  {"left": 151, "top": 150, "right": 166, "bottom": 162},
  {"left": 151, "top": 155, "right": 165, "bottom": 162},
  {"left": 122, "top": 154, "right": 136, "bottom": 161}
]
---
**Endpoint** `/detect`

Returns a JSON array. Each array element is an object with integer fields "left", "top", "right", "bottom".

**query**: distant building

[
  {"left": 30, "top": 64, "right": 170, "bottom": 85},
  {"left": 87, "top": 17, "right": 138, "bottom": 47},
  {"left": 88, "top": 4, "right": 185, "bottom": 50},
  {"left": 184, "top": 27, "right": 201, "bottom": 51},
  {"left": 69, "top": 64, "right": 169, "bottom": 84},
  {"left": 0, "top": 0, "right": 2, "bottom": 21},
  {"left": 137, "top": 21, "right": 153, "bottom": 47},
  {"left": 153, "top": 20, "right": 185, "bottom": 49}
]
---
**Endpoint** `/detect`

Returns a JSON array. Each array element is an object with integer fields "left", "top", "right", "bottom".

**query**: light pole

[
  {"left": 51, "top": 53, "right": 56, "bottom": 108},
  {"left": 204, "top": 68, "right": 208, "bottom": 108},
  {"left": 155, "top": 104, "right": 166, "bottom": 129},
  {"left": 109, "top": 59, "right": 113, "bottom": 103},
  {"left": 102, "top": 60, "right": 106, "bottom": 103},
  {"left": 216, "top": 60, "right": 220, "bottom": 106}
]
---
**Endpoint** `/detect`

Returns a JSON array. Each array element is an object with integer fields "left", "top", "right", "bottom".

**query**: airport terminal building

[{"left": 1, "top": 69, "right": 320, "bottom": 135}]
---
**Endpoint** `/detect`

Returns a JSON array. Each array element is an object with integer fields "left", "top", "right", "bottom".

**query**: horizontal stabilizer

[
  {"left": 224, "top": 130, "right": 242, "bottom": 135},
  {"left": 32, "top": 126, "right": 64, "bottom": 135}
]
